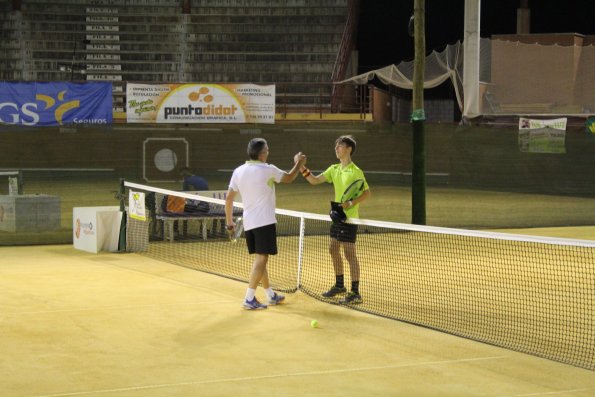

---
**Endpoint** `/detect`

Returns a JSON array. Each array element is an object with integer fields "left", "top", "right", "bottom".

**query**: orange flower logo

[{"left": 188, "top": 86, "right": 214, "bottom": 103}]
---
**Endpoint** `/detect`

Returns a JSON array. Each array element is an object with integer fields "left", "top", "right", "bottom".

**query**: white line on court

[
  {"left": 499, "top": 389, "right": 592, "bottom": 397},
  {"left": 32, "top": 356, "right": 508, "bottom": 397},
  {"left": 6, "top": 300, "right": 233, "bottom": 315}
]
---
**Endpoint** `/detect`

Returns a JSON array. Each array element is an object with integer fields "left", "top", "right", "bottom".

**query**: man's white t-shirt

[{"left": 229, "top": 160, "right": 284, "bottom": 231}]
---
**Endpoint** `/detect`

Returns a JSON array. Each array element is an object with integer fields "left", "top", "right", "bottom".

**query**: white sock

[
  {"left": 264, "top": 288, "right": 275, "bottom": 299},
  {"left": 245, "top": 288, "right": 256, "bottom": 302}
]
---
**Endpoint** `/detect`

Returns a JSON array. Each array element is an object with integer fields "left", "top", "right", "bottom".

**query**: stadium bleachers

[{"left": 0, "top": 0, "right": 354, "bottom": 113}]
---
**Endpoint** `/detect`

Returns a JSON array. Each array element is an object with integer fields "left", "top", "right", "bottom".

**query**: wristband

[
  {"left": 348, "top": 200, "right": 353, "bottom": 207},
  {"left": 301, "top": 168, "right": 311, "bottom": 178}
]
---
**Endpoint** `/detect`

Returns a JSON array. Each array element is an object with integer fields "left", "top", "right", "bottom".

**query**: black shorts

[
  {"left": 245, "top": 223, "right": 278, "bottom": 255},
  {"left": 330, "top": 222, "right": 358, "bottom": 243}
]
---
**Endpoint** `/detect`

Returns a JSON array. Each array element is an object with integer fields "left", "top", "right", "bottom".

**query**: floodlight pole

[{"left": 411, "top": 0, "right": 426, "bottom": 225}]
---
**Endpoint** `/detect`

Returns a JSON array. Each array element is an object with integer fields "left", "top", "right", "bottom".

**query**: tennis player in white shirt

[{"left": 225, "top": 138, "right": 306, "bottom": 310}]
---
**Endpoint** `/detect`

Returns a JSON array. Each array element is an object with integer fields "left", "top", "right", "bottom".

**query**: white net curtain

[{"left": 340, "top": 38, "right": 595, "bottom": 118}]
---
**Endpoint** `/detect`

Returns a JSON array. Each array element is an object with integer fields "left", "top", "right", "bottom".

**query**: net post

[
  {"left": 118, "top": 178, "right": 125, "bottom": 211},
  {"left": 17, "top": 170, "right": 23, "bottom": 194},
  {"left": 117, "top": 178, "right": 127, "bottom": 252},
  {"left": 296, "top": 215, "right": 306, "bottom": 291}
]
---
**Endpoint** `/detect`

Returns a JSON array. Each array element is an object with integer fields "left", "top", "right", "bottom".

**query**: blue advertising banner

[{"left": 0, "top": 82, "right": 112, "bottom": 126}]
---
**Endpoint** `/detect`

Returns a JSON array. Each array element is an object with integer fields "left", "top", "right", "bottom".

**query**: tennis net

[{"left": 123, "top": 181, "right": 595, "bottom": 371}]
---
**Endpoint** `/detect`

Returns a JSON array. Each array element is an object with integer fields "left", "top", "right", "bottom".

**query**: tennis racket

[
  {"left": 229, "top": 217, "right": 244, "bottom": 243},
  {"left": 340, "top": 178, "right": 365, "bottom": 203},
  {"left": 330, "top": 179, "right": 365, "bottom": 223}
]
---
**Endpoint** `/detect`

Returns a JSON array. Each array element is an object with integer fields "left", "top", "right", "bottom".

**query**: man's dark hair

[
  {"left": 336, "top": 135, "right": 356, "bottom": 155},
  {"left": 247, "top": 138, "right": 268, "bottom": 160}
]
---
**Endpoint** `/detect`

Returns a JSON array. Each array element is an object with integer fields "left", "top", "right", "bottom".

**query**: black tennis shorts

[
  {"left": 330, "top": 222, "right": 358, "bottom": 243},
  {"left": 245, "top": 223, "right": 278, "bottom": 255}
]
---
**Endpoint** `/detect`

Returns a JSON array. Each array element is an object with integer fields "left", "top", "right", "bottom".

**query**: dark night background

[{"left": 357, "top": 0, "right": 595, "bottom": 71}]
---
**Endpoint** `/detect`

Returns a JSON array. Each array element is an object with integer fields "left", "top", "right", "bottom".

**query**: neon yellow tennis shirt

[{"left": 322, "top": 162, "right": 369, "bottom": 219}]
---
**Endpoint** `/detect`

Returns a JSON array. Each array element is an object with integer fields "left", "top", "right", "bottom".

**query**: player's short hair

[
  {"left": 335, "top": 135, "right": 356, "bottom": 155},
  {"left": 247, "top": 138, "right": 268, "bottom": 160}
]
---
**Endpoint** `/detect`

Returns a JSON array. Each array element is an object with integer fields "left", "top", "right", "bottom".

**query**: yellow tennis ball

[{"left": 310, "top": 319, "right": 319, "bottom": 328}]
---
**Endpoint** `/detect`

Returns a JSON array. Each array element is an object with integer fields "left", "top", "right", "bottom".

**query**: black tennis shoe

[
  {"left": 322, "top": 285, "right": 347, "bottom": 297},
  {"left": 340, "top": 291, "right": 362, "bottom": 304}
]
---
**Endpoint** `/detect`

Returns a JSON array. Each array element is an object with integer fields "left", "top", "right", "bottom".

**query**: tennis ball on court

[{"left": 310, "top": 319, "right": 319, "bottom": 328}]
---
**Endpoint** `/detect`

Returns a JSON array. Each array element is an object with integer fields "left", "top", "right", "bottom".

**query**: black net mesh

[{"left": 125, "top": 182, "right": 595, "bottom": 371}]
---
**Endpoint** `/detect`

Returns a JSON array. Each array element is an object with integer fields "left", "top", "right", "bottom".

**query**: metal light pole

[{"left": 411, "top": 0, "right": 426, "bottom": 225}]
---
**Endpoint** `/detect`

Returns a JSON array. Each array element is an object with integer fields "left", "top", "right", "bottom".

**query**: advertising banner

[
  {"left": 587, "top": 117, "right": 595, "bottom": 137},
  {"left": 126, "top": 83, "right": 275, "bottom": 124},
  {"left": 129, "top": 190, "right": 146, "bottom": 221},
  {"left": 73, "top": 206, "right": 122, "bottom": 253},
  {"left": 0, "top": 82, "right": 113, "bottom": 126},
  {"left": 518, "top": 117, "right": 567, "bottom": 154}
]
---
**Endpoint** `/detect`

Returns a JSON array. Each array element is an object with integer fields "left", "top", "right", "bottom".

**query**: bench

[{"left": 154, "top": 190, "right": 242, "bottom": 242}]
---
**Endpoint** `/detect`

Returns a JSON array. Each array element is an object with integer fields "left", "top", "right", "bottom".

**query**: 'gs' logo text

[{"left": 0, "top": 91, "right": 79, "bottom": 125}]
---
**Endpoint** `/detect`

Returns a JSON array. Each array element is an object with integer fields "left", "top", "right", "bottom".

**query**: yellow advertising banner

[{"left": 126, "top": 83, "right": 275, "bottom": 124}]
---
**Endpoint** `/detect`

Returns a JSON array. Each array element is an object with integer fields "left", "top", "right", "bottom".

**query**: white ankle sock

[
  {"left": 264, "top": 288, "right": 275, "bottom": 299},
  {"left": 245, "top": 288, "right": 256, "bottom": 301}
]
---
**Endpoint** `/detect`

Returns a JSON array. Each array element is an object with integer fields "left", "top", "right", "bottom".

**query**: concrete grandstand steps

[
  {"left": 185, "top": 42, "right": 339, "bottom": 53},
  {"left": 1, "top": 0, "right": 353, "bottom": 112},
  {"left": 184, "top": 63, "right": 332, "bottom": 74},
  {"left": 25, "top": 40, "right": 339, "bottom": 55},
  {"left": 21, "top": 7, "right": 346, "bottom": 17},
  {"left": 186, "top": 7, "right": 346, "bottom": 16},
  {"left": 21, "top": 7, "right": 178, "bottom": 16},
  {"left": 192, "top": 0, "right": 347, "bottom": 6},
  {"left": 184, "top": 15, "right": 346, "bottom": 23},
  {"left": 0, "top": 0, "right": 13, "bottom": 77},
  {"left": 183, "top": 25, "right": 343, "bottom": 35},
  {"left": 14, "top": 28, "right": 343, "bottom": 41},
  {"left": 118, "top": 70, "right": 331, "bottom": 82},
  {"left": 184, "top": 53, "right": 336, "bottom": 62},
  {"left": 18, "top": 56, "right": 334, "bottom": 67},
  {"left": 21, "top": 0, "right": 179, "bottom": 8},
  {"left": 100, "top": 14, "right": 346, "bottom": 25}
]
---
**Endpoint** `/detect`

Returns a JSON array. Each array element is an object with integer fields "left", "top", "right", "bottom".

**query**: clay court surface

[{"left": 1, "top": 245, "right": 594, "bottom": 397}]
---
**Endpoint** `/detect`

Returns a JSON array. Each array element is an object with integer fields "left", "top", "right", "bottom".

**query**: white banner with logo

[
  {"left": 126, "top": 83, "right": 275, "bottom": 124},
  {"left": 129, "top": 190, "right": 146, "bottom": 221},
  {"left": 518, "top": 117, "right": 567, "bottom": 154},
  {"left": 72, "top": 206, "right": 122, "bottom": 253}
]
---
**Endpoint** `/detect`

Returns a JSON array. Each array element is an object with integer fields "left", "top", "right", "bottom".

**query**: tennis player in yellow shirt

[{"left": 300, "top": 135, "right": 371, "bottom": 304}]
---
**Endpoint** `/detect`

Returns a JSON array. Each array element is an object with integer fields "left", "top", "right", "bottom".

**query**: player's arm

[
  {"left": 224, "top": 189, "right": 238, "bottom": 228},
  {"left": 300, "top": 165, "right": 327, "bottom": 185},
  {"left": 344, "top": 188, "right": 371, "bottom": 208},
  {"left": 280, "top": 152, "right": 306, "bottom": 184}
]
